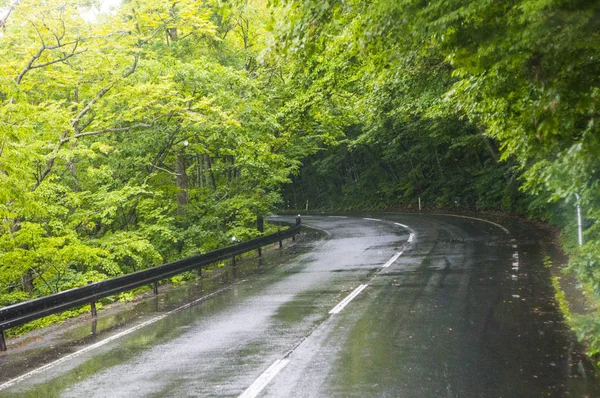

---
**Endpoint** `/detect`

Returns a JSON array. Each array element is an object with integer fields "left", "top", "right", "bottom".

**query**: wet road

[{"left": 0, "top": 214, "right": 598, "bottom": 397}]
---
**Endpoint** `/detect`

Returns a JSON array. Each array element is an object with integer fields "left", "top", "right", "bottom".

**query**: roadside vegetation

[{"left": 1, "top": 0, "right": 599, "bottom": 361}]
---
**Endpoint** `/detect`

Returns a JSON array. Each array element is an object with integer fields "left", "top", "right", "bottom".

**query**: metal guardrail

[{"left": 0, "top": 219, "right": 301, "bottom": 351}]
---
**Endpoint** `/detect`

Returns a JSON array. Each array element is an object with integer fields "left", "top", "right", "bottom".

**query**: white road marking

[
  {"left": 329, "top": 284, "right": 368, "bottom": 314},
  {"left": 328, "top": 216, "right": 347, "bottom": 219},
  {"left": 437, "top": 213, "right": 511, "bottom": 235},
  {"left": 382, "top": 251, "right": 404, "bottom": 268},
  {"left": 238, "top": 359, "right": 290, "bottom": 398},
  {"left": 512, "top": 251, "right": 519, "bottom": 270},
  {"left": 363, "top": 217, "right": 382, "bottom": 222},
  {"left": 393, "top": 223, "right": 416, "bottom": 244},
  {"left": 0, "top": 286, "right": 234, "bottom": 391}
]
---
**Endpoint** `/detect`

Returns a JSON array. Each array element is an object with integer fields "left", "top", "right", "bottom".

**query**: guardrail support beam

[
  {"left": 153, "top": 281, "right": 159, "bottom": 296},
  {"left": 90, "top": 300, "right": 97, "bottom": 318},
  {"left": 0, "top": 330, "right": 6, "bottom": 351}
]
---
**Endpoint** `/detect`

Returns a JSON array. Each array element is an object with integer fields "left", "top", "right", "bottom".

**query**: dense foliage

[{"left": 0, "top": 0, "right": 322, "bottom": 310}]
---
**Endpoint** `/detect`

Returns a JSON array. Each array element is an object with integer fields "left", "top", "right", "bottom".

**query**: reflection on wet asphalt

[{"left": 0, "top": 214, "right": 598, "bottom": 397}]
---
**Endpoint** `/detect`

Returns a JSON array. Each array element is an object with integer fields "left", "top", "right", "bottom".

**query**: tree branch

[
  {"left": 0, "top": 1, "right": 20, "bottom": 31},
  {"left": 71, "top": 123, "right": 152, "bottom": 140},
  {"left": 16, "top": 39, "right": 84, "bottom": 85},
  {"left": 71, "top": 84, "right": 114, "bottom": 132}
]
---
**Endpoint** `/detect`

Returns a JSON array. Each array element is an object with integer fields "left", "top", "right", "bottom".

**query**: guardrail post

[
  {"left": 153, "top": 281, "right": 159, "bottom": 296},
  {"left": 0, "top": 330, "right": 7, "bottom": 351},
  {"left": 232, "top": 255, "right": 236, "bottom": 267},
  {"left": 90, "top": 300, "right": 97, "bottom": 318},
  {"left": 257, "top": 215, "right": 264, "bottom": 257},
  {"left": 292, "top": 214, "right": 301, "bottom": 242},
  {"left": 88, "top": 281, "right": 97, "bottom": 318}
]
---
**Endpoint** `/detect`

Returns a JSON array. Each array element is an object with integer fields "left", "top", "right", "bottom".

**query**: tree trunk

[
  {"left": 196, "top": 153, "right": 203, "bottom": 188},
  {"left": 206, "top": 155, "right": 217, "bottom": 192},
  {"left": 482, "top": 135, "right": 500, "bottom": 164},
  {"left": 176, "top": 153, "right": 188, "bottom": 213},
  {"left": 21, "top": 268, "right": 35, "bottom": 295}
]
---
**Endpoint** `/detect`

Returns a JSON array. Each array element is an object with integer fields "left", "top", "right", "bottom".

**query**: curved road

[{"left": 0, "top": 214, "right": 597, "bottom": 397}]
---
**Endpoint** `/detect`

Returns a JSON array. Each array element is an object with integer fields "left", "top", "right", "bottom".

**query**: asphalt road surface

[{"left": 1, "top": 214, "right": 598, "bottom": 397}]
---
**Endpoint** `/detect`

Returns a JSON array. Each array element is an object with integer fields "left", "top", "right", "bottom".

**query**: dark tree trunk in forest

[
  {"left": 482, "top": 135, "right": 500, "bottom": 164},
  {"left": 206, "top": 155, "right": 217, "bottom": 192},
  {"left": 21, "top": 268, "right": 34, "bottom": 294},
  {"left": 176, "top": 153, "right": 188, "bottom": 213},
  {"left": 196, "top": 153, "right": 203, "bottom": 188}
]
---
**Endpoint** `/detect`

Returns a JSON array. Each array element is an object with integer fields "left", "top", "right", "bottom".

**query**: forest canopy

[{"left": 0, "top": 0, "right": 326, "bottom": 309}]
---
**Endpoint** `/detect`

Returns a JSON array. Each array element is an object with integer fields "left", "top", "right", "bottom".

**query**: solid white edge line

[
  {"left": 0, "top": 286, "right": 233, "bottom": 391},
  {"left": 238, "top": 358, "right": 290, "bottom": 398},
  {"left": 394, "top": 223, "right": 416, "bottom": 244},
  {"left": 436, "top": 213, "right": 511, "bottom": 235},
  {"left": 329, "top": 284, "right": 368, "bottom": 315},
  {"left": 382, "top": 251, "right": 403, "bottom": 268},
  {"left": 363, "top": 217, "right": 382, "bottom": 222}
]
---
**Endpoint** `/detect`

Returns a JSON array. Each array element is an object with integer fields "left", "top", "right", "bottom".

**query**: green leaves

[{"left": 0, "top": 0, "right": 308, "bottom": 322}]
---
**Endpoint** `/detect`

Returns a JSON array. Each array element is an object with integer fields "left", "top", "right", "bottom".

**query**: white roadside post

[{"left": 576, "top": 194, "right": 583, "bottom": 247}]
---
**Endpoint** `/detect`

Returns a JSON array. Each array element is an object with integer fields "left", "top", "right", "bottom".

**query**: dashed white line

[
  {"left": 328, "top": 216, "right": 347, "bottom": 219},
  {"left": 408, "top": 233, "right": 415, "bottom": 243},
  {"left": 0, "top": 286, "right": 234, "bottom": 392},
  {"left": 363, "top": 217, "right": 382, "bottom": 222},
  {"left": 382, "top": 251, "right": 404, "bottom": 268},
  {"left": 238, "top": 359, "right": 290, "bottom": 398},
  {"left": 329, "top": 284, "right": 368, "bottom": 314}
]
